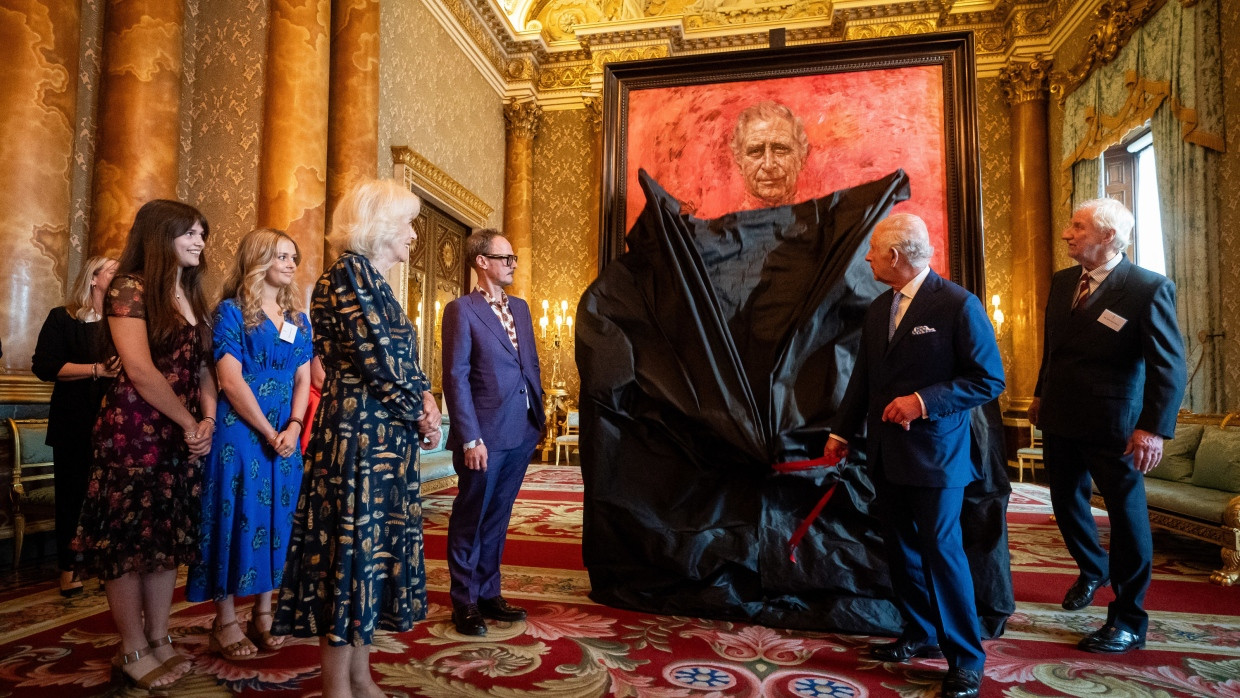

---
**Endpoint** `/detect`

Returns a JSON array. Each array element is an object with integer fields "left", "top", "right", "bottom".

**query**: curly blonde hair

[{"left": 221, "top": 228, "right": 305, "bottom": 330}]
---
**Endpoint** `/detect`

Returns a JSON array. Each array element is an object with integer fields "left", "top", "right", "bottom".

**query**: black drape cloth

[{"left": 576, "top": 170, "right": 1013, "bottom": 636}]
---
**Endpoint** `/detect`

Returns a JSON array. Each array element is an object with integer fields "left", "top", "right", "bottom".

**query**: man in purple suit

[{"left": 441, "top": 229, "right": 546, "bottom": 636}]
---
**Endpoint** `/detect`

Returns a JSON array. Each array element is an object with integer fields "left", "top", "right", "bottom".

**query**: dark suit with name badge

[
  {"left": 831, "top": 269, "right": 1005, "bottom": 672},
  {"left": 1035, "top": 256, "right": 1186, "bottom": 640}
]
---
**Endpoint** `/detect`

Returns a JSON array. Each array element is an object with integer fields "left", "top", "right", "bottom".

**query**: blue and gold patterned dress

[
  {"left": 187, "top": 299, "right": 312, "bottom": 602},
  {"left": 273, "top": 252, "right": 430, "bottom": 646}
]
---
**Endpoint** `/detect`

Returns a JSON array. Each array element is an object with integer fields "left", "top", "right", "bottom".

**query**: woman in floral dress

[
  {"left": 274, "top": 179, "right": 441, "bottom": 698},
  {"left": 72, "top": 199, "right": 217, "bottom": 691},
  {"left": 188, "top": 228, "right": 312, "bottom": 659}
]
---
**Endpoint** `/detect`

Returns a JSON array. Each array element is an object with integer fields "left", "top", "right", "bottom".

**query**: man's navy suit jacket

[
  {"left": 831, "top": 270, "right": 1005, "bottom": 488},
  {"left": 442, "top": 291, "right": 546, "bottom": 451},
  {"left": 1035, "top": 256, "right": 1185, "bottom": 447}
]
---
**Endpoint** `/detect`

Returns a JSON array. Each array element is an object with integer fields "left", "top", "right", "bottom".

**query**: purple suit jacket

[{"left": 441, "top": 291, "right": 545, "bottom": 451}]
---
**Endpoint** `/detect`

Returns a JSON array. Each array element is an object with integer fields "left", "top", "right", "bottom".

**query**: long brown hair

[
  {"left": 222, "top": 228, "right": 305, "bottom": 330},
  {"left": 115, "top": 199, "right": 212, "bottom": 351}
]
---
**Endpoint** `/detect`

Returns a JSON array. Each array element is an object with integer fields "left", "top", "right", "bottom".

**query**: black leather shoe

[
  {"left": 1078, "top": 625, "right": 1144, "bottom": 653},
  {"left": 478, "top": 596, "right": 527, "bottom": 621},
  {"left": 1062, "top": 575, "right": 1109, "bottom": 611},
  {"left": 452, "top": 604, "right": 487, "bottom": 636},
  {"left": 871, "top": 637, "right": 944, "bottom": 662},
  {"left": 943, "top": 668, "right": 982, "bottom": 698}
]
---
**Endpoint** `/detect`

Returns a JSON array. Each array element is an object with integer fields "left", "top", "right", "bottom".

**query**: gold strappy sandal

[
  {"left": 111, "top": 646, "right": 172, "bottom": 691},
  {"left": 245, "top": 610, "right": 287, "bottom": 651},
  {"left": 148, "top": 634, "right": 191, "bottom": 674},
  {"left": 209, "top": 619, "right": 259, "bottom": 660}
]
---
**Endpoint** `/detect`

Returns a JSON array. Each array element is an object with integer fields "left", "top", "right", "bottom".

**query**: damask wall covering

[
  {"left": 178, "top": 0, "right": 270, "bottom": 299},
  {"left": 1217, "top": 0, "right": 1240, "bottom": 409},
  {"left": 530, "top": 107, "right": 596, "bottom": 400},
  {"left": 975, "top": 77, "right": 1014, "bottom": 396},
  {"left": 378, "top": 0, "right": 504, "bottom": 230}
]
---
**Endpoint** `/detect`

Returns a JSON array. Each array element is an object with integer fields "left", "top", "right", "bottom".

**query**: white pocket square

[{"left": 911, "top": 325, "right": 936, "bottom": 335}]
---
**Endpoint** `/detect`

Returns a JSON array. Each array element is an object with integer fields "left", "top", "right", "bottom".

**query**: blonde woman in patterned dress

[{"left": 274, "top": 179, "right": 441, "bottom": 698}]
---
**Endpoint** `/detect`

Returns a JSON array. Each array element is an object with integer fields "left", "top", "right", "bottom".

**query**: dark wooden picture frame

[{"left": 599, "top": 31, "right": 985, "bottom": 295}]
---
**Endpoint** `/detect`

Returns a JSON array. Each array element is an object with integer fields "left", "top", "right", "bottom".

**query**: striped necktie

[{"left": 1071, "top": 273, "right": 1091, "bottom": 312}]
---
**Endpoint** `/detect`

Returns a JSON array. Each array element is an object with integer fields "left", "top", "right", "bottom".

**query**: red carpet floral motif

[{"left": 0, "top": 470, "right": 1238, "bottom": 697}]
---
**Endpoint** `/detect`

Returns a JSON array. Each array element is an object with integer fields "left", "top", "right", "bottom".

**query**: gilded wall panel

[
  {"left": 1215, "top": 0, "right": 1240, "bottom": 408},
  {"left": 378, "top": 0, "right": 504, "bottom": 229},
  {"left": 179, "top": 0, "right": 268, "bottom": 299},
  {"left": 531, "top": 108, "right": 594, "bottom": 401},
  {"left": 976, "top": 77, "right": 1014, "bottom": 399},
  {"left": 0, "top": 0, "right": 80, "bottom": 371}
]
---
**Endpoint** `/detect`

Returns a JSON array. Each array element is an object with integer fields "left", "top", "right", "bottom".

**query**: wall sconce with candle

[
  {"left": 990, "top": 294, "right": 1005, "bottom": 336},
  {"left": 538, "top": 299, "right": 574, "bottom": 461}
]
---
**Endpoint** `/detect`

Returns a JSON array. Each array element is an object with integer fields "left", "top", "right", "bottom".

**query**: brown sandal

[
  {"left": 246, "top": 610, "right": 287, "bottom": 651},
  {"left": 149, "top": 634, "right": 191, "bottom": 674},
  {"left": 209, "top": 619, "right": 259, "bottom": 660},
  {"left": 111, "top": 646, "right": 172, "bottom": 691}
]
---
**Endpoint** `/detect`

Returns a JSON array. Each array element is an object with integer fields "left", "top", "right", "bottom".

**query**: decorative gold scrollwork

[{"left": 1049, "top": 0, "right": 1168, "bottom": 103}]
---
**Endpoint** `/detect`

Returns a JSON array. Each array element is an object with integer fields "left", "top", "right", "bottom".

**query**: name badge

[
  {"left": 279, "top": 322, "right": 298, "bottom": 343},
  {"left": 1098, "top": 309, "right": 1128, "bottom": 332}
]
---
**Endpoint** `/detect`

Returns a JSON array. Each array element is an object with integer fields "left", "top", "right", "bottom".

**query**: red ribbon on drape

[{"left": 773, "top": 450, "right": 844, "bottom": 563}]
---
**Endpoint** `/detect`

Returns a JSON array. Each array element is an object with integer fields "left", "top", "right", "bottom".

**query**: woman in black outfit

[{"left": 32, "top": 256, "right": 122, "bottom": 596}]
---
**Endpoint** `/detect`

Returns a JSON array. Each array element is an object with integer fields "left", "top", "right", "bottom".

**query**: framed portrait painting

[{"left": 600, "top": 31, "right": 984, "bottom": 292}]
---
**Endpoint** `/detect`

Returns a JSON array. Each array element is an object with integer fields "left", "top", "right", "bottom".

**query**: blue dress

[{"left": 187, "top": 299, "right": 312, "bottom": 601}]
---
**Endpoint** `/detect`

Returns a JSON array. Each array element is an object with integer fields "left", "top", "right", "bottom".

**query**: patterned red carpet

[{"left": 1, "top": 465, "right": 1238, "bottom": 697}]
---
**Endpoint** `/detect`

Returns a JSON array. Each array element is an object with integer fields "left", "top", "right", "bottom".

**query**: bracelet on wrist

[
  {"left": 91, "top": 363, "right": 98, "bottom": 380},
  {"left": 287, "top": 417, "right": 304, "bottom": 431},
  {"left": 202, "top": 416, "right": 216, "bottom": 425}
]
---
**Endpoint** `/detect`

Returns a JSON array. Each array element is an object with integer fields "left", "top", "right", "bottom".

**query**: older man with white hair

[
  {"left": 1030, "top": 197, "right": 1186, "bottom": 654},
  {"left": 826, "top": 212, "right": 1004, "bottom": 698}
]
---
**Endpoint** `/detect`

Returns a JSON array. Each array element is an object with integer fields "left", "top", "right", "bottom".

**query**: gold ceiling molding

[
  {"left": 1049, "top": 0, "right": 1169, "bottom": 103},
  {"left": 425, "top": 0, "right": 1105, "bottom": 105},
  {"left": 391, "top": 146, "right": 493, "bottom": 228}
]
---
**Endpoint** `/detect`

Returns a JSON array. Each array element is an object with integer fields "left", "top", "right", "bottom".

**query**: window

[{"left": 1103, "top": 126, "right": 1165, "bottom": 275}]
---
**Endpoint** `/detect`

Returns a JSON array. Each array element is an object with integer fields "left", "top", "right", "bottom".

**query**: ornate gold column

[
  {"left": 503, "top": 100, "right": 541, "bottom": 298},
  {"left": 89, "top": 0, "right": 183, "bottom": 257},
  {"left": 258, "top": 0, "right": 330, "bottom": 298},
  {"left": 326, "top": 0, "right": 378, "bottom": 255},
  {"left": 999, "top": 56, "right": 1054, "bottom": 410},
  {"left": 0, "top": 1, "right": 79, "bottom": 372},
  {"left": 584, "top": 94, "right": 603, "bottom": 279}
]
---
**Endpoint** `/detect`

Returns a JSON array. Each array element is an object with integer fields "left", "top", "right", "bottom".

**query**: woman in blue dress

[{"left": 188, "top": 228, "right": 312, "bottom": 659}]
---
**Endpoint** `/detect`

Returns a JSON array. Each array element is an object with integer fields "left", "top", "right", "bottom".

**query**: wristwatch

[{"left": 464, "top": 438, "right": 484, "bottom": 450}]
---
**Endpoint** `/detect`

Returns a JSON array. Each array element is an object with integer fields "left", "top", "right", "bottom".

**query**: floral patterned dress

[
  {"left": 273, "top": 252, "right": 430, "bottom": 646},
  {"left": 186, "top": 299, "right": 312, "bottom": 601},
  {"left": 72, "top": 274, "right": 205, "bottom": 580}
]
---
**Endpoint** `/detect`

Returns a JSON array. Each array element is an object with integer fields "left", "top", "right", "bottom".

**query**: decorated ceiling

[{"left": 422, "top": 0, "right": 1112, "bottom": 105}]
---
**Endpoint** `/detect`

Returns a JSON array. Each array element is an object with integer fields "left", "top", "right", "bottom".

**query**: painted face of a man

[{"left": 735, "top": 117, "right": 807, "bottom": 206}]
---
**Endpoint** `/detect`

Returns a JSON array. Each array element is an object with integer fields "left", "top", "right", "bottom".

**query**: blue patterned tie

[{"left": 888, "top": 291, "right": 903, "bottom": 341}]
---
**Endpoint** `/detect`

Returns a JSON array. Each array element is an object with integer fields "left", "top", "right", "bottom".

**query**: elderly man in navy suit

[
  {"left": 442, "top": 229, "right": 545, "bottom": 636},
  {"left": 1029, "top": 198, "right": 1185, "bottom": 654},
  {"left": 826, "top": 213, "right": 1004, "bottom": 698}
]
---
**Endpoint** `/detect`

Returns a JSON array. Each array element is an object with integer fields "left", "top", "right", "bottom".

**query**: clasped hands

[
  {"left": 416, "top": 391, "right": 442, "bottom": 451},
  {"left": 183, "top": 417, "right": 215, "bottom": 458},
  {"left": 266, "top": 426, "right": 299, "bottom": 459}
]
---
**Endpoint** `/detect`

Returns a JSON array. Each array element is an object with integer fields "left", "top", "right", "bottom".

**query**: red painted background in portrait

[{"left": 625, "top": 65, "right": 950, "bottom": 275}]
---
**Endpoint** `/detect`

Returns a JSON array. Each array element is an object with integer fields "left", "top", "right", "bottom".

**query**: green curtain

[
  {"left": 1071, "top": 157, "right": 1101, "bottom": 211},
  {"left": 1150, "top": 0, "right": 1224, "bottom": 412},
  {"left": 1059, "top": 0, "right": 1226, "bottom": 413}
]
